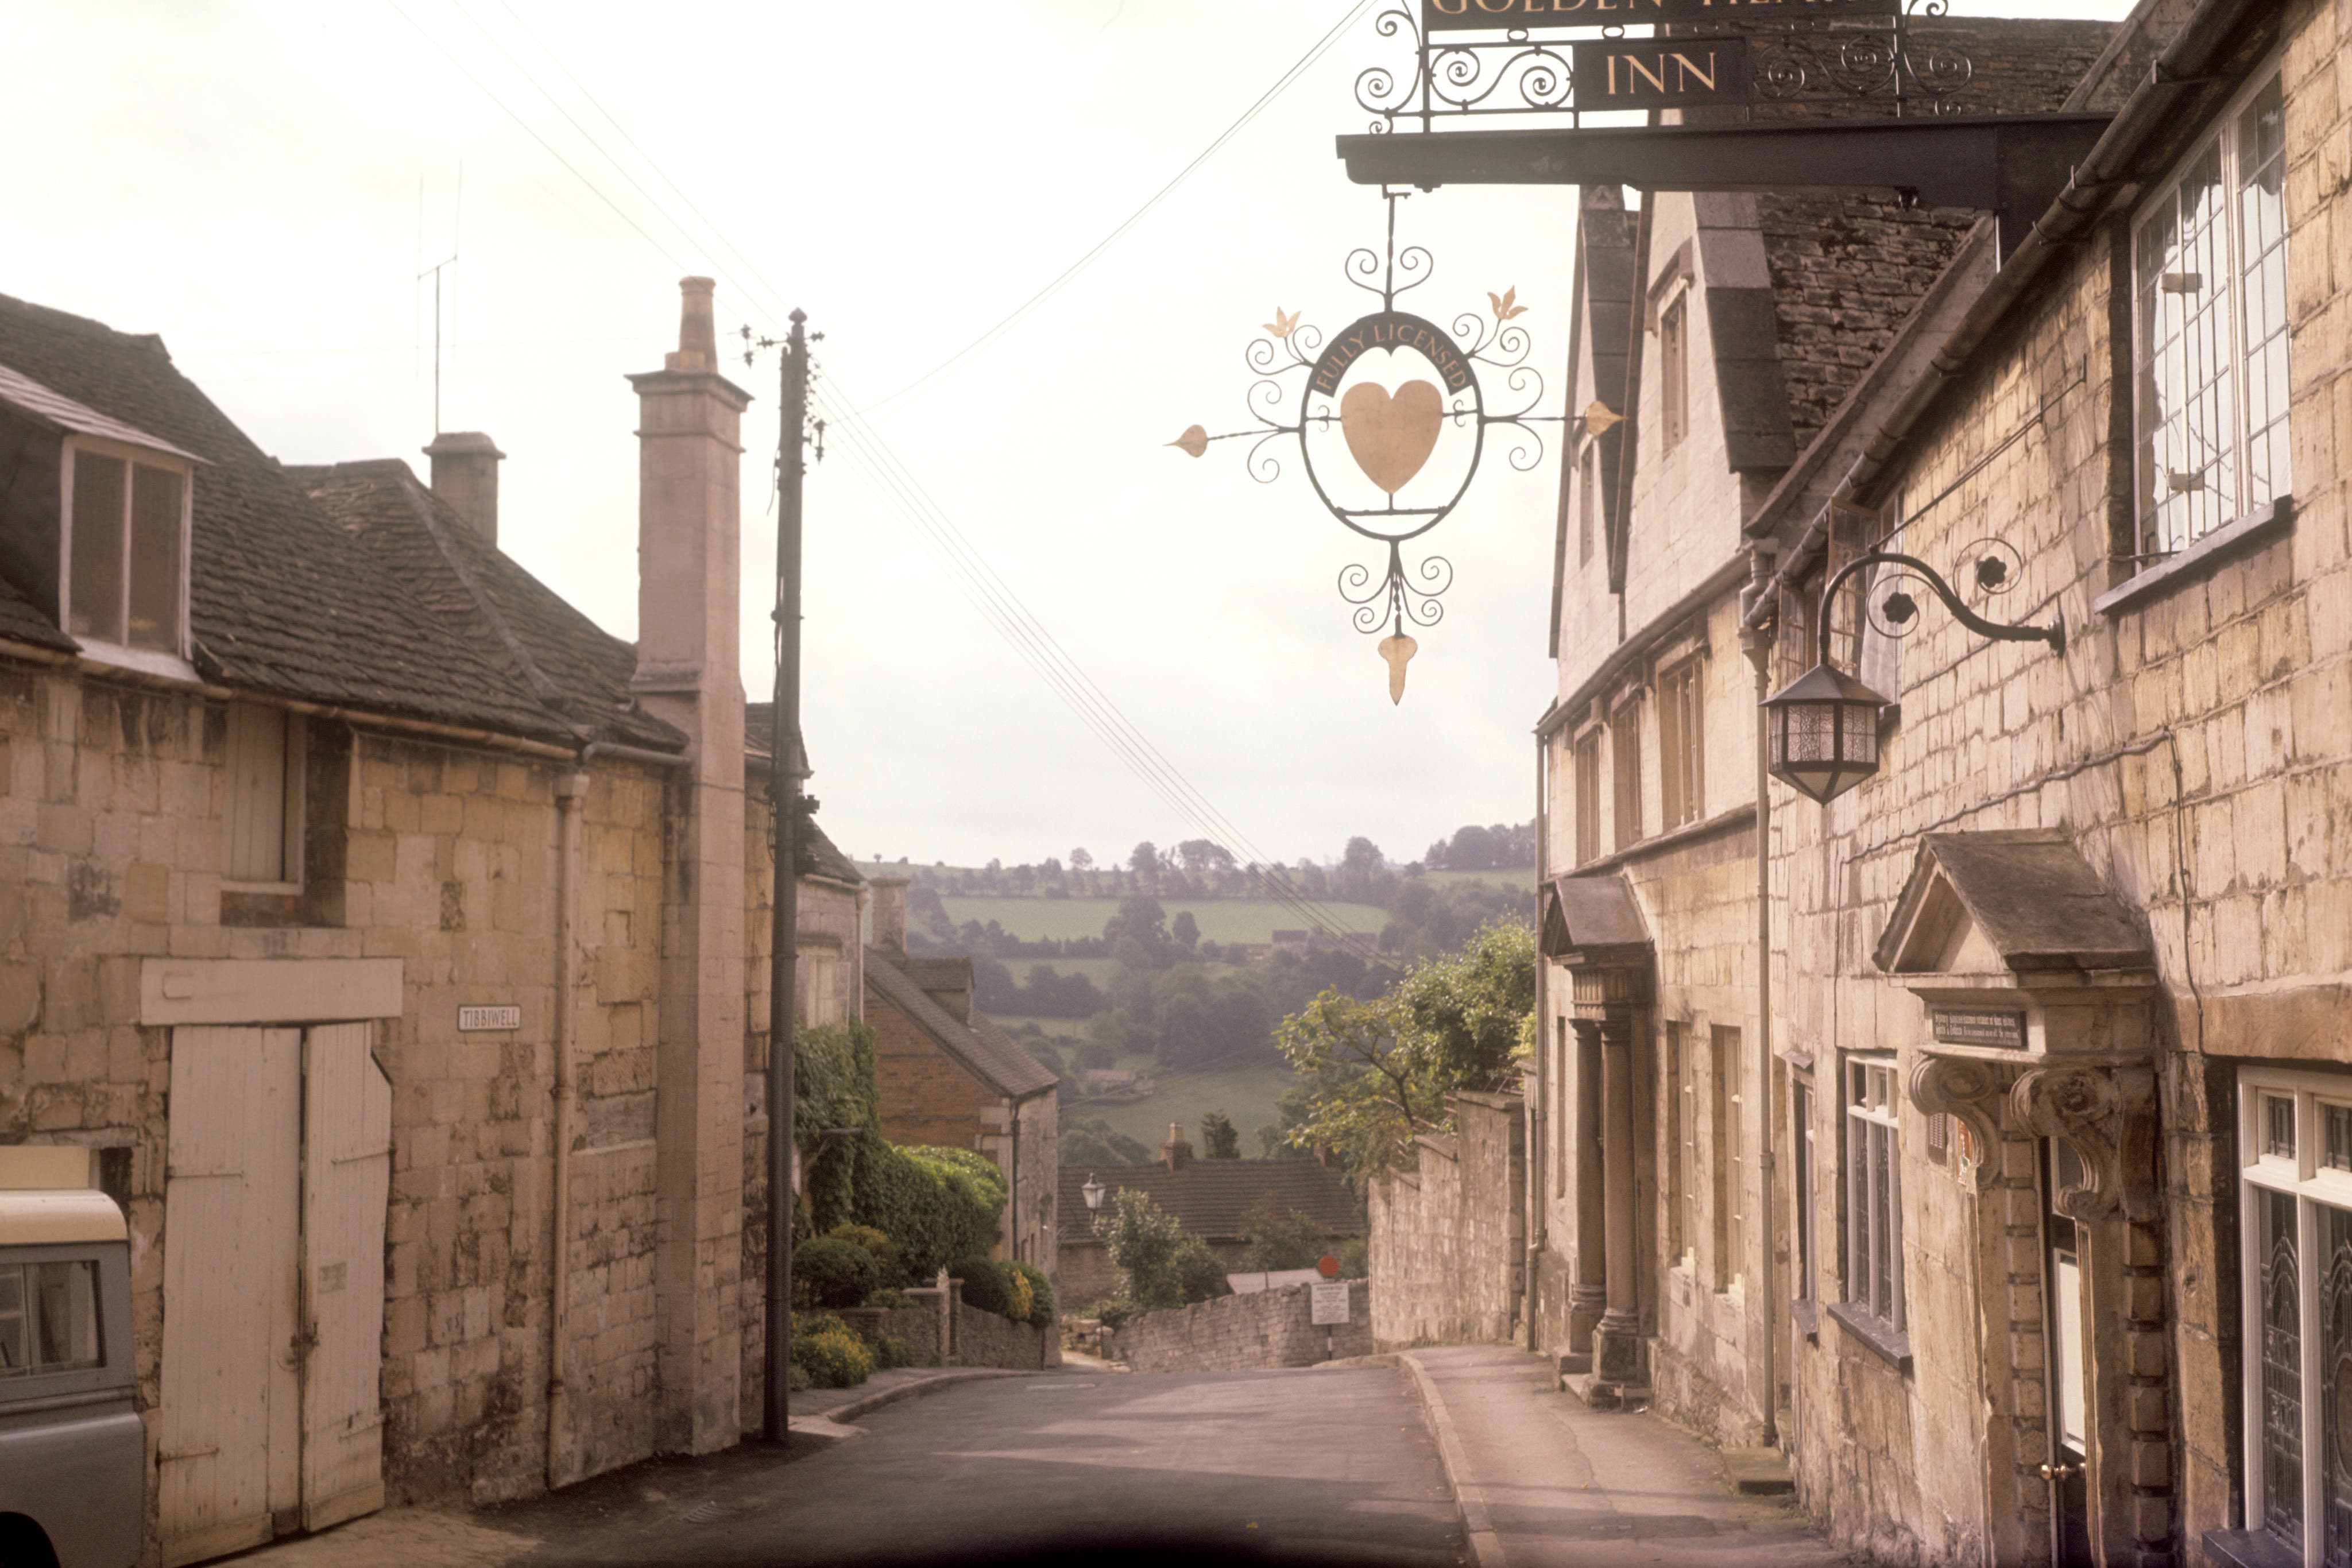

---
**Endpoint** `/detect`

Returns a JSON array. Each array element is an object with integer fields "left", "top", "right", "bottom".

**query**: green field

[
  {"left": 938, "top": 895, "right": 1389, "bottom": 945},
  {"left": 1063, "top": 1062, "right": 1301, "bottom": 1159}
]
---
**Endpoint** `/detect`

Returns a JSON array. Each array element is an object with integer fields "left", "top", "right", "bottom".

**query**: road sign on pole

[{"left": 1310, "top": 1280, "right": 1351, "bottom": 1327}]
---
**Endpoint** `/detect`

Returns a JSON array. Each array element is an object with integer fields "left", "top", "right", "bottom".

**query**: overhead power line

[{"left": 868, "top": 0, "right": 1378, "bottom": 412}]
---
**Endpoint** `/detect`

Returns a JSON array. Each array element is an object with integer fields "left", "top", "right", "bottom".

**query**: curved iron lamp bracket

[{"left": 1817, "top": 549, "right": 2064, "bottom": 668}]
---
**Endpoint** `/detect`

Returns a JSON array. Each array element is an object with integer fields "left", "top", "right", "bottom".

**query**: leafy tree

[
  {"left": 1198, "top": 1110, "right": 1241, "bottom": 1159},
  {"left": 1238, "top": 1197, "right": 1335, "bottom": 1271},
  {"left": 1128, "top": 841, "right": 1160, "bottom": 878},
  {"left": 1272, "top": 919, "right": 1535, "bottom": 1185},
  {"left": 1175, "top": 838, "right": 1236, "bottom": 874},
  {"left": 1093, "top": 1189, "right": 1229, "bottom": 1309},
  {"left": 1171, "top": 910, "right": 1200, "bottom": 950},
  {"left": 1073, "top": 1040, "right": 1117, "bottom": 1071}
]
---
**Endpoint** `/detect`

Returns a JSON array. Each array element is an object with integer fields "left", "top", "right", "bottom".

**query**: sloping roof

[
  {"left": 1751, "top": 18, "right": 2116, "bottom": 455},
  {"left": 742, "top": 702, "right": 865, "bottom": 887},
  {"left": 1874, "top": 830, "right": 2153, "bottom": 975},
  {"left": 293, "top": 459, "right": 686, "bottom": 752},
  {"left": 0, "top": 361, "right": 206, "bottom": 463},
  {"left": 1057, "top": 1159, "right": 1365, "bottom": 1246},
  {"left": 0, "top": 292, "right": 573, "bottom": 741},
  {"left": 866, "top": 946, "right": 1058, "bottom": 1099},
  {"left": 0, "top": 572, "right": 73, "bottom": 653}
]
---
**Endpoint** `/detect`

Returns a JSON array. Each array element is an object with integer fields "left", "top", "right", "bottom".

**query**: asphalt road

[{"left": 496, "top": 1366, "right": 1465, "bottom": 1568}]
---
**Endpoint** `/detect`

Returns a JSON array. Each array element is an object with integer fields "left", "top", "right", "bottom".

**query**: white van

[{"left": 0, "top": 1148, "right": 142, "bottom": 1568}]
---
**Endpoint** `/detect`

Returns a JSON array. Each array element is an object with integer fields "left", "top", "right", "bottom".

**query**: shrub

[
  {"left": 794, "top": 1237, "right": 880, "bottom": 1310},
  {"left": 790, "top": 1326, "right": 873, "bottom": 1389},
  {"left": 1008, "top": 1261, "right": 1056, "bottom": 1328},
  {"left": 950, "top": 1256, "right": 1030, "bottom": 1322},
  {"left": 869, "top": 1333, "right": 920, "bottom": 1370},
  {"left": 850, "top": 1136, "right": 1007, "bottom": 1283},
  {"left": 826, "top": 1224, "right": 900, "bottom": 1277},
  {"left": 797, "top": 1021, "right": 881, "bottom": 1232},
  {"left": 865, "top": 1287, "right": 914, "bottom": 1311},
  {"left": 1093, "top": 1294, "right": 1142, "bottom": 1330},
  {"left": 1093, "top": 1189, "right": 1231, "bottom": 1309},
  {"left": 1339, "top": 1237, "right": 1369, "bottom": 1279}
]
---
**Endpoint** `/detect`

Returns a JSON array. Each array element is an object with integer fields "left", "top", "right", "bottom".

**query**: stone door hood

[
  {"left": 1874, "top": 830, "right": 2158, "bottom": 1059},
  {"left": 1541, "top": 873, "right": 1653, "bottom": 969}
]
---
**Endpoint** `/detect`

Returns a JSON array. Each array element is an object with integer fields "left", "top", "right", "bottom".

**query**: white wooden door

[
  {"left": 159, "top": 1025, "right": 303, "bottom": 1568},
  {"left": 300, "top": 1021, "right": 392, "bottom": 1531}
]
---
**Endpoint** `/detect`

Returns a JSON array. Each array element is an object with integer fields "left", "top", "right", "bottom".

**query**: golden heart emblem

[{"left": 1340, "top": 380, "right": 1444, "bottom": 496}]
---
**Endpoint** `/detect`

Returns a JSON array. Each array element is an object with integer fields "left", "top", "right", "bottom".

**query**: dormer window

[{"left": 66, "top": 439, "right": 189, "bottom": 657}]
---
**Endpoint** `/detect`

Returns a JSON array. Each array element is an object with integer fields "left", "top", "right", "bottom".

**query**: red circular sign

[{"left": 1317, "top": 1255, "right": 1340, "bottom": 1278}]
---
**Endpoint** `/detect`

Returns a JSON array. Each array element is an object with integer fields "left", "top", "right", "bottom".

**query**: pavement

[
  {"left": 217, "top": 1344, "right": 1853, "bottom": 1568},
  {"left": 1399, "top": 1345, "right": 1852, "bottom": 1567}
]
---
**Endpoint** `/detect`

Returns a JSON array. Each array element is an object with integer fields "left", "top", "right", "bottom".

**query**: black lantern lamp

[
  {"left": 1081, "top": 1174, "right": 1108, "bottom": 1214},
  {"left": 1763, "top": 549, "right": 2063, "bottom": 806}
]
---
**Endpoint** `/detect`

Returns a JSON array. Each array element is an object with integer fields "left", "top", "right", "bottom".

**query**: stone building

[
  {"left": 0, "top": 276, "right": 869, "bottom": 1562},
  {"left": 1056, "top": 1133, "right": 1364, "bottom": 1306},
  {"left": 864, "top": 877, "right": 1059, "bottom": 1275},
  {"left": 1512, "top": 0, "right": 2352, "bottom": 1563}
]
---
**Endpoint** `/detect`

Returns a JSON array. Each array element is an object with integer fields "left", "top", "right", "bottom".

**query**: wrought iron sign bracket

[
  {"left": 1817, "top": 549, "right": 2063, "bottom": 665},
  {"left": 1338, "top": 113, "right": 2112, "bottom": 263}
]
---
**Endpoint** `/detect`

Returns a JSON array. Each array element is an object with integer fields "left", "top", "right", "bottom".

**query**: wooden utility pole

[{"left": 764, "top": 309, "right": 812, "bottom": 1445}]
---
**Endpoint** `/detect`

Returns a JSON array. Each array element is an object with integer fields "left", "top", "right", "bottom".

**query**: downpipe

[{"left": 546, "top": 771, "right": 587, "bottom": 1490}]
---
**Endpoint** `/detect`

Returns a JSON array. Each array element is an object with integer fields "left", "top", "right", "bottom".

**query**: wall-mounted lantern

[{"left": 1764, "top": 548, "right": 2063, "bottom": 806}]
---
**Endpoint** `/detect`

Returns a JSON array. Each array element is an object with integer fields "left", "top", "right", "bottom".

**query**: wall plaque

[
  {"left": 458, "top": 1004, "right": 523, "bottom": 1033},
  {"left": 1932, "top": 1008, "right": 2026, "bottom": 1050},
  {"left": 1422, "top": 0, "right": 1896, "bottom": 32}
]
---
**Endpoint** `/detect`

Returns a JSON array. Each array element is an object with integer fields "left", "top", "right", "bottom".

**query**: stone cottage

[
  {"left": 863, "top": 877, "right": 1059, "bottom": 1276},
  {"left": 1057, "top": 1130, "right": 1364, "bottom": 1306},
  {"left": 0, "top": 275, "right": 866, "bottom": 1563},
  {"left": 1506, "top": 0, "right": 2352, "bottom": 1563}
]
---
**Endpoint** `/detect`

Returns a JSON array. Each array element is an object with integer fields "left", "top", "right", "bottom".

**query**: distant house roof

[
  {"left": 865, "top": 946, "right": 1058, "bottom": 1100},
  {"left": 293, "top": 459, "right": 686, "bottom": 753},
  {"left": 1057, "top": 1159, "right": 1365, "bottom": 1246},
  {"left": 0, "top": 292, "right": 579, "bottom": 742}
]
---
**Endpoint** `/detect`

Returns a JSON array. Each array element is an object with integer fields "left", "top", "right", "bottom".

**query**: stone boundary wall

[
  {"left": 1101, "top": 1280, "right": 1372, "bottom": 1372},
  {"left": 1367, "top": 1090, "right": 1523, "bottom": 1349},
  {"left": 837, "top": 1298, "right": 1058, "bottom": 1370}
]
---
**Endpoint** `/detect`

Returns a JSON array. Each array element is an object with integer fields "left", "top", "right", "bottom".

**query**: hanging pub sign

[
  {"left": 1169, "top": 194, "right": 1559, "bottom": 705},
  {"left": 1572, "top": 37, "right": 1752, "bottom": 107},
  {"left": 1421, "top": 0, "right": 1896, "bottom": 29}
]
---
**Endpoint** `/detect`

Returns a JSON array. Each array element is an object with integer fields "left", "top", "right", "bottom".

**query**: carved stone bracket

[
  {"left": 2012, "top": 1063, "right": 2160, "bottom": 1224},
  {"left": 1909, "top": 1054, "right": 2008, "bottom": 1167}
]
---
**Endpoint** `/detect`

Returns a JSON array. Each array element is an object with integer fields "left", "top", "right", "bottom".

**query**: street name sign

[
  {"left": 458, "top": 1005, "right": 523, "bottom": 1032},
  {"left": 1423, "top": 0, "right": 1895, "bottom": 30},
  {"left": 1310, "top": 1280, "right": 1352, "bottom": 1326}
]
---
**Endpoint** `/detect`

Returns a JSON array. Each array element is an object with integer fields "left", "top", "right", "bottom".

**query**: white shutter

[
  {"left": 223, "top": 706, "right": 289, "bottom": 885},
  {"left": 159, "top": 1025, "right": 303, "bottom": 1568},
  {"left": 300, "top": 1021, "right": 392, "bottom": 1531}
]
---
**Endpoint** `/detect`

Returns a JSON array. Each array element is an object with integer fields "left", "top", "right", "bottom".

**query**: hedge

[
  {"left": 849, "top": 1134, "right": 1007, "bottom": 1284},
  {"left": 794, "top": 1236, "right": 880, "bottom": 1310},
  {"left": 795, "top": 1021, "right": 880, "bottom": 1233}
]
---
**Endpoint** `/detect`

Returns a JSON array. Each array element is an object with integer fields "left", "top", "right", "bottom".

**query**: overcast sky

[{"left": 3, "top": 0, "right": 2134, "bottom": 870}]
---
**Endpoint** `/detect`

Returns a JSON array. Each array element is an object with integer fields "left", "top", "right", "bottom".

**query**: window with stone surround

[
  {"left": 2133, "top": 65, "right": 2288, "bottom": 560},
  {"left": 1610, "top": 699, "right": 1642, "bottom": 851},
  {"left": 1658, "top": 292, "right": 1689, "bottom": 452},
  {"left": 2237, "top": 1065, "right": 2352, "bottom": 1565},
  {"left": 1841, "top": 1055, "right": 1904, "bottom": 1341},
  {"left": 1573, "top": 728, "right": 1602, "bottom": 865},
  {"left": 1713, "top": 1025, "right": 1744, "bottom": 1290},
  {"left": 1577, "top": 442, "right": 1597, "bottom": 567},
  {"left": 1658, "top": 656, "right": 1704, "bottom": 831}
]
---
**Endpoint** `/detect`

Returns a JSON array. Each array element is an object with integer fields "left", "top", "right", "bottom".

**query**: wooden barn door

[
  {"left": 158, "top": 1022, "right": 392, "bottom": 1565},
  {"left": 300, "top": 1021, "right": 392, "bottom": 1531},
  {"left": 160, "top": 1026, "right": 302, "bottom": 1566}
]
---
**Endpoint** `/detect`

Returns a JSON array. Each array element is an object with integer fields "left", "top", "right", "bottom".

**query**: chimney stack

[
  {"left": 422, "top": 431, "right": 505, "bottom": 547},
  {"left": 870, "top": 876, "right": 909, "bottom": 953},
  {"left": 1162, "top": 1123, "right": 1193, "bottom": 1171},
  {"left": 668, "top": 277, "right": 719, "bottom": 373}
]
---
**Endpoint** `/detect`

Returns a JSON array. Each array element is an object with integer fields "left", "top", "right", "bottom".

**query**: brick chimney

[
  {"left": 421, "top": 431, "right": 505, "bottom": 546},
  {"left": 628, "top": 276, "right": 752, "bottom": 1455},
  {"left": 1162, "top": 1123, "right": 1193, "bottom": 1171},
  {"left": 870, "top": 876, "right": 909, "bottom": 953}
]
